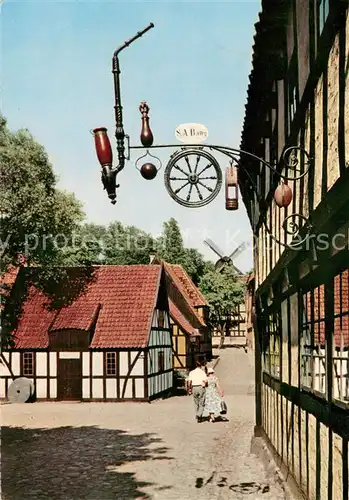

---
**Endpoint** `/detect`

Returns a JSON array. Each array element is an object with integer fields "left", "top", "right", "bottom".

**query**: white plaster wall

[
  {"left": 82, "top": 352, "right": 90, "bottom": 376},
  {"left": 49, "top": 353, "right": 57, "bottom": 376},
  {"left": 36, "top": 379, "right": 47, "bottom": 399},
  {"left": 50, "top": 379, "right": 57, "bottom": 398},
  {"left": 59, "top": 352, "right": 80, "bottom": 359},
  {"left": 135, "top": 379, "right": 144, "bottom": 399},
  {"left": 92, "top": 378, "right": 103, "bottom": 398},
  {"left": 82, "top": 378, "right": 90, "bottom": 399},
  {"left": 131, "top": 359, "right": 144, "bottom": 376},
  {"left": 92, "top": 352, "right": 103, "bottom": 376},
  {"left": 0, "top": 353, "right": 11, "bottom": 376},
  {"left": 0, "top": 378, "right": 6, "bottom": 398},
  {"left": 12, "top": 352, "right": 20, "bottom": 376},
  {"left": 106, "top": 379, "right": 117, "bottom": 399},
  {"left": 123, "top": 379, "right": 133, "bottom": 399},
  {"left": 130, "top": 352, "right": 144, "bottom": 376},
  {"left": 119, "top": 352, "right": 128, "bottom": 376},
  {"left": 36, "top": 353, "right": 47, "bottom": 376}
]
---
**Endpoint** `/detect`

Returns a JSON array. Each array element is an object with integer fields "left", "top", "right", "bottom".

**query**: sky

[{"left": 1, "top": 0, "right": 261, "bottom": 272}]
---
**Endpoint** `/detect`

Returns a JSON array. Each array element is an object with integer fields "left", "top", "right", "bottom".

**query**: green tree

[
  {"left": 103, "top": 222, "right": 155, "bottom": 265},
  {"left": 155, "top": 218, "right": 185, "bottom": 263},
  {"left": 155, "top": 218, "right": 209, "bottom": 284},
  {"left": 199, "top": 265, "right": 245, "bottom": 348},
  {"left": 181, "top": 247, "right": 207, "bottom": 286},
  {"left": 59, "top": 223, "right": 108, "bottom": 265},
  {"left": 0, "top": 116, "right": 85, "bottom": 271}
]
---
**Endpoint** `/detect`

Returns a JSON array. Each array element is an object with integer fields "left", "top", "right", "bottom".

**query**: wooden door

[{"left": 57, "top": 358, "right": 82, "bottom": 401}]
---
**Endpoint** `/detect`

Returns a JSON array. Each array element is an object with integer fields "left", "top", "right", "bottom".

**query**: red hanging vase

[{"left": 93, "top": 127, "right": 113, "bottom": 167}]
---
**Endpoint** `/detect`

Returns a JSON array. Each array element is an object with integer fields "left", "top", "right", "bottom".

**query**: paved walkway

[{"left": 1, "top": 349, "right": 286, "bottom": 499}]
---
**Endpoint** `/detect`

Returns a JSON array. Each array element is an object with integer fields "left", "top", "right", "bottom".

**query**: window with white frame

[
  {"left": 300, "top": 285, "right": 326, "bottom": 394},
  {"left": 333, "top": 270, "right": 349, "bottom": 403}
]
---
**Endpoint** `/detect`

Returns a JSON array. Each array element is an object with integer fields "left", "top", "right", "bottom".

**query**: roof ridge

[
  {"left": 169, "top": 264, "right": 208, "bottom": 306},
  {"left": 145, "top": 264, "right": 164, "bottom": 341},
  {"left": 164, "top": 263, "right": 205, "bottom": 327}
]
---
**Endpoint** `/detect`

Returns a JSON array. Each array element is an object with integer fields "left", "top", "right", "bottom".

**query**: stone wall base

[{"left": 251, "top": 430, "right": 306, "bottom": 500}]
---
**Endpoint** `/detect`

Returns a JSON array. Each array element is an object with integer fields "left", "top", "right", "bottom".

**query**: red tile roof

[
  {"left": 13, "top": 287, "right": 57, "bottom": 349},
  {"left": 168, "top": 264, "right": 208, "bottom": 308},
  {"left": 51, "top": 300, "right": 101, "bottom": 332},
  {"left": 169, "top": 300, "right": 201, "bottom": 337},
  {"left": 305, "top": 270, "right": 349, "bottom": 348},
  {"left": 1, "top": 266, "right": 21, "bottom": 314},
  {"left": 164, "top": 263, "right": 206, "bottom": 328},
  {"left": 0, "top": 266, "right": 20, "bottom": 295},
  {"left": 11, "top": 265, "right": 163, "bottom": 349}
]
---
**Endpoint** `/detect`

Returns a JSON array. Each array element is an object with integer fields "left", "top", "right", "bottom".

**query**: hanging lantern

[
  {"left": 225, "top": 163, "right": 239, "bottom": 210},
  {"left": 92, "top": 127, "right": 113, "bottom": 168},
  {"left": 139, "top": 101, "right": 154, "bottom": 147},
  {"left": 274, "top": 182, "right": 293, "bottom": 207},
  {"left": 140, "top": 162, "right": 157, "bottom": 180}
]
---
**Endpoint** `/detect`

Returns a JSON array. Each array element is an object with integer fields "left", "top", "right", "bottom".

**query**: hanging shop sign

[{"left": 175, "top": 123, "right": 209, "bottom": 144}]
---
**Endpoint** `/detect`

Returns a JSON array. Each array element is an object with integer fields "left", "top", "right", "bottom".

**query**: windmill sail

[{"left": 204, "top": 239, "right": 224, "bottom": 258}]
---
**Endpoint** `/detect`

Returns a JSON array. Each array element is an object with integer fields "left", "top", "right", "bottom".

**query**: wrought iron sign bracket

[{"left": 92, "top": 23, "right": 314, "bottom": 251}]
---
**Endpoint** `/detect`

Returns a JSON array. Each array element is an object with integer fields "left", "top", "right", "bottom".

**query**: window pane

[
  {"left": 23, "top": 353, "right": 34, "bottom": 376},
  {"left": 333, "top": 270, "right": 349, "bottom": 403},
  {"left": 301, "top": 287, "right": 326, "bottom": 395},
  {"left": 106, "top": 352, "right": 117, "bottom": 375}
]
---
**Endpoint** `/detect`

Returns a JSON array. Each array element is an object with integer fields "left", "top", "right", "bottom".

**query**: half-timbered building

[
  {"left": 0, "top": 265, "right": 173, "bottom": 402},
  {"left": 245, "top": 272, "right": 255, "bottom": 351},
  {"left": 150, "top": 258, "right": 211, "bottom": 371},
  {"left": 239, "top": 1, "right": 348, "bottom": 499},
  {"left": 211, "top": 283, "right": 248, "bottom": 348}
]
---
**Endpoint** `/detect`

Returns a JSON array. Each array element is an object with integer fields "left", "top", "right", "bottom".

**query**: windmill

[{"left": 204, "top": 239, "right": 247, "bottom": 274}]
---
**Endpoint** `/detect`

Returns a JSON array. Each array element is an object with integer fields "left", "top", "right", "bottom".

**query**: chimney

[{"left": 149, "top": 253, "right": 156, "bottom": 264}]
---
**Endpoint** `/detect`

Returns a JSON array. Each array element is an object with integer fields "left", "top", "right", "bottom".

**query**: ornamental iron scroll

[{"left": 91, "top": 23, "right": 314, "bottom": 251}]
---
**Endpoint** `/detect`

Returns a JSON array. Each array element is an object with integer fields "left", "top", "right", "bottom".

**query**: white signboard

[{"left": 175, "top": 123, "right": 209, "bottom": 144}]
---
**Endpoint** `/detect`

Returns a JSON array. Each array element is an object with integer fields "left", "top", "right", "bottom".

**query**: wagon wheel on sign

[
  {"left": 164, "top": 149, "right": 223, "bottom": 208},
  {"left": 7, "top": 377, "right": 34, "bottom": 403}
]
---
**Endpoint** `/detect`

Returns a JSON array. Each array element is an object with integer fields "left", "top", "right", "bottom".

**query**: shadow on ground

[{"left": 1, "top": 425, "right": 173, "bottom": 499}]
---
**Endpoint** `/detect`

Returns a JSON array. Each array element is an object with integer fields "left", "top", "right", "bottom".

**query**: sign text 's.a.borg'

[{"left": 175, "top": 123, "right": 209, "bottom": 144}]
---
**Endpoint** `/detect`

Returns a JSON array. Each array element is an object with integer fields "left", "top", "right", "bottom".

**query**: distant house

[
  {"left": 0, "top": 265, "right": 173, "bottom": 402},
  {"left": 211, "top": 273, "right": 249, "bottom": 348},
  {"left": 150, "top": 258, "right": 211, "bottom": 371}
]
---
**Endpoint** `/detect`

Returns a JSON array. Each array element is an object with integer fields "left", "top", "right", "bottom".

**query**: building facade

[
  {"left": 151, "top": 259, "right": 211, "bottom": 371},
  {"left": 240, "top": 1, "right": 348, "bottom": 499},
  {"left": 0, "top": 265, "right": 173, "bottom": 402},
  {"left": 211, "top": 300, "right": 248, "bottom": 348},
  {"left": 245, "top": 272, "right": 255, "bottom": 351}
]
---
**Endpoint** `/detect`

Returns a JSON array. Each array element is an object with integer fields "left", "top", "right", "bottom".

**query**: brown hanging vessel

[
  {"left": 225, "top": 164, "right": 239, "bottom": 210},
  {"left": 139, "top": 101, "right": 154, "bottom": 147},
  {"left": 93, "top": 127, "right": 113, "bottom": 167}
]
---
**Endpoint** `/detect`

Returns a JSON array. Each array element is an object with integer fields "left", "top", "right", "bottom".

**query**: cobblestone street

[{"left": 1, "top": 349, "right": 287, "bottom": 500}]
